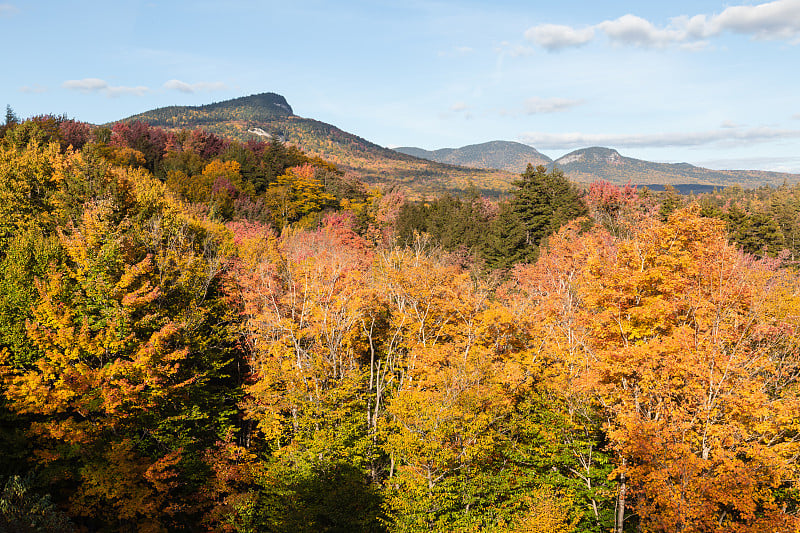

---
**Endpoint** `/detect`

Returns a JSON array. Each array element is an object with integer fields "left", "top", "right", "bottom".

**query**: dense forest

[{"left": 1, "top": 111, "right": 800, "bottom": 532}]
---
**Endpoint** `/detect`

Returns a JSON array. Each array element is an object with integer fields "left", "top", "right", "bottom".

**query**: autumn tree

[
  {"left": 263, "top": 163, "right": 337, "bottom": 228},
  {"left": 532, "top": 207, "right": 800, "bottom": 532},
  {"left": 233, "top": 217, "right": 385, "bottom": 531},
  {"left": 0, "top": 159, "right": 241, "bottom": 530}
]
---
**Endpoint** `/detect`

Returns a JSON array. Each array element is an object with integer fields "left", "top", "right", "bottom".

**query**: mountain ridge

[
  {"left": 121, "top": 93, "right": 517, "bottom": 198},
  {"left": 121, "top": 92, "right": 800, "bottom": 192},
  {"left": 396, "top": 142, "right": 800, "bottom": 187}
]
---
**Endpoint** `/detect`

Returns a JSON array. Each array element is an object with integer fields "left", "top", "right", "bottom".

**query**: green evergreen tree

[
  {"left": 658, "top": 185, "right": 684, "bottom": 221},
  {"left": 770, "top": 191, "right": 800, "bottom": 260},
  {"left": 509, "top": 164, "right": 587, "bottom": 263},
  {"left": 395, "top": 191, "right": 490, "bottom": 259},
  {"left": 3, "top": 106, "right": 19, "bottom": 128},
  {"left": 482, "top": 202, "right": 527, "bottom": 270},
  {"left": 741, "top": 212, "right": 785, "bottom": 257}
]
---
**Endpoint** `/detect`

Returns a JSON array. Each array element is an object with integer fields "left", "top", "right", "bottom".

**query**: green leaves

[{"left": 510, "top": 164, "right": 588, "bottom": 260}]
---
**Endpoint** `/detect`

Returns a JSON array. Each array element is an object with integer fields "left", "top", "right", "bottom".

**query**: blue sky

[{"left": 3, "top": 0, "right": 800, "bottom": 172}]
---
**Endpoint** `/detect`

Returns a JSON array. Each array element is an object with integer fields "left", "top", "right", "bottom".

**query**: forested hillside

[
  {"left": 2, "top": 113, "right": 800, "bottom": 532},
  {"left": 123, "top": 94, "right": 517, "bottom": 198},
  {"left": 553, "top": 147, "right": 800, "bottom": 187},
  {"left": 393, "top": 141, "right": 553, "bottom": 174}
]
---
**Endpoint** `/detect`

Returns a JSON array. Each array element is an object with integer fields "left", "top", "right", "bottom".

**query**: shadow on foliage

[{"left": 257, "top": 460, "right": 386, "bottom": 533}]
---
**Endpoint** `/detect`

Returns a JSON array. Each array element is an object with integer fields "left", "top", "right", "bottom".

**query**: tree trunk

[{"left": 616, "top": 458, "right": 627, "bottom": 533}]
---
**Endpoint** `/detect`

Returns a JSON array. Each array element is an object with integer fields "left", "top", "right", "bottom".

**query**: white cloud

[
  {"left": 524, "top": 97, "right": 583, "bottom": 114},
  {"left": 441, "top": 102, "right": 473, "bottom": 120},
  {"left": 710, "top": 0, "right": 800, "bottom": 40},
  {"left": 525, "top": 0, "right": 800, "bottom": 51},
  {"left": 0, "top": 3, "right": 18, "bottom": 16},
  {"left": 793, "top": 113, "right": 800, "bottom": 119},
  {"left": 163, "top": 79, "right": 228, "bottom": 93},
  {"left": 696, "top": 155, "right": 800, "bottom": 172},
  {"left": 524, "top": 24, "right": 594, "bottom": 51},
  {"left": 19, "top": 84, "right": 47, "bottom": 94},
  {"left": 63, "top": 78, "right": 108, "bottom": 92},
  {"left": 62, "top": 78, "right": 148, "bottom": 97},
  {"left": 508, "top": 44, "right": 535, "bottom": 57},
  {"left": 518, "top": 126, "right": 800, "bottom": 149},
  {"left": 678, "top": 40, "right": 711, "bottom": 51},
  {"left": 106, "top": 85, "right": 149, "bottom": 97},
  {"left": 598, "top": 14, "right": 685, "bottom": 47}
]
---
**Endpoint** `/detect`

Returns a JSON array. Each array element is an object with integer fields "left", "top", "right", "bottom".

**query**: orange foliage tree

[{"left": 521, "top": 207, "right": 800, "bottom": 532}]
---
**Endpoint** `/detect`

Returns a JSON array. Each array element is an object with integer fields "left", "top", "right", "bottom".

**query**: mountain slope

[
  {"left": 553, "top": 147, "right": 799, "bottom": 187},
  {"left": 120, "top": 93, "right": 800, "bottom": 192},
  {"left": 122, "top": 93, "right": 517, "bottom": 197},
  {"left": 394, "top": 141, "right": 552, "bottom": 174}
]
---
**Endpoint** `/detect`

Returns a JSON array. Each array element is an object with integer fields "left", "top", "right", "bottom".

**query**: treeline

[
  {"left": 1, "top": 114, "right": 800, "bottom": 532},
  {"left": 395, "top": 164, "right": 588, "bottom": 269},
  {"left": 398, "top": 177, "right": 800, "bottom": 269}
]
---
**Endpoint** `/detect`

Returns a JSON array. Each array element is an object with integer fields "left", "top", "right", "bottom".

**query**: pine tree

[
  {"left": 482, "top": 202, "right": 528, "bottom": 270},
  {"left": 4, "top": 106, "right": 19, "bottom": 128},
  {"left": 509, "top": 164, "right": 587, "bottom": 262}
]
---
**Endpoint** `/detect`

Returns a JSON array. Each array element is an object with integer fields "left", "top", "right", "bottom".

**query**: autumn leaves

[
  {"left": 1, "top": 115, "right": 800, "bottom": 531},
  {"left": 511, "top": 208, "right": 800, "bottom": 531},
  {"left": 232, "top": 204, "right": 800, "bottom": 531}
]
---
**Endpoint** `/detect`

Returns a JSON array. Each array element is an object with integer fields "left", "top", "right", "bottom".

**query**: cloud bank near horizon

[
  {"left": 62, "top": 78, "right": 149, "bottom": 97},
  {"left": 519, "top": 126, "right": 800, "bottom": 150}
]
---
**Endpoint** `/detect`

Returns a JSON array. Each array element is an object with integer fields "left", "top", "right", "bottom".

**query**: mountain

[
  {"left": 552, "top": 147, "right": 800, "bottom": 188},
  {"left": 121, "top": 93, "right": 517, "bottom": 198},
  {"left": 393, "top": 141, "right": 552, "bottom": 174},
  {"left": 121, "top": 93, "right": 800, "bottom": 193},
  {"left": 396, "top": 142, "right": 800, "bottom": 188}
]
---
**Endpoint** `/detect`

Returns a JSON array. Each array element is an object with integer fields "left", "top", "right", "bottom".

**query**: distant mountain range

[
  {"left": 122, "top": 93, "right": 516, "bottom": 198},
  {"left": 121, "top": 92, "right": 800, "bottom": 195},
  {"left": 395, "top": 142, "right": 800, "bottom": 189}
]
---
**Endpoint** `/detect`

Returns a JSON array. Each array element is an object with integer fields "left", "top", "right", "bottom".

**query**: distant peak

[
  {"left": 201, "top": 92, "right": 293, "bottom": 115},
  {"left": 578, "top": 146, "right": 621, "bottom": 156},
  {"left": 556, "top": 146, "right": 622, "bottom": 165}
]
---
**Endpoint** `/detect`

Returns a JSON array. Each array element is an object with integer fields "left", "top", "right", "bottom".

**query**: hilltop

[
  {"left": 122, "top": 93, "right": 516, "bottom": 197},
  {"left": 394, "top": 141, "right": 552, "bottom": 174},
  {"left": 553, "top": 147, "right": 799, "bottom": 187}
]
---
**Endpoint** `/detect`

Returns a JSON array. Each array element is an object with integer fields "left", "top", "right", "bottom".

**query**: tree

[
  {"left": 0, "top": 166, "right": 241, "bottom": 530},
  {"left": 0, "top": 137, "right": 63, "bottom": 245},
  {"left": 263, "top": 164, "right": 337, "bottom": 228},
  {"left": 234, "top": 220, "right": 385, "bottom": 531},
  {"left": 0, "top": 473, "right": 73, "bottom": 533},
  {"left": 482, "top": 202, "right": 528, "bottom": 270},
  {"left": 394, "top": 191, "right": 492, "bottom": 260},
  {"left": 510, "top": 165, "right": 587, "bottom": 263},
  {"left": 4, "top": 106, "right": 19, "bottom": 128},
  {"left": 544, "top": 207, "right": 800, "bottom": 532}
]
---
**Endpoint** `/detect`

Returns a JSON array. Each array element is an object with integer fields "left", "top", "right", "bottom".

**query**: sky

[{"left": 3, "top": 0, "right": 800, "bottom": 172}]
